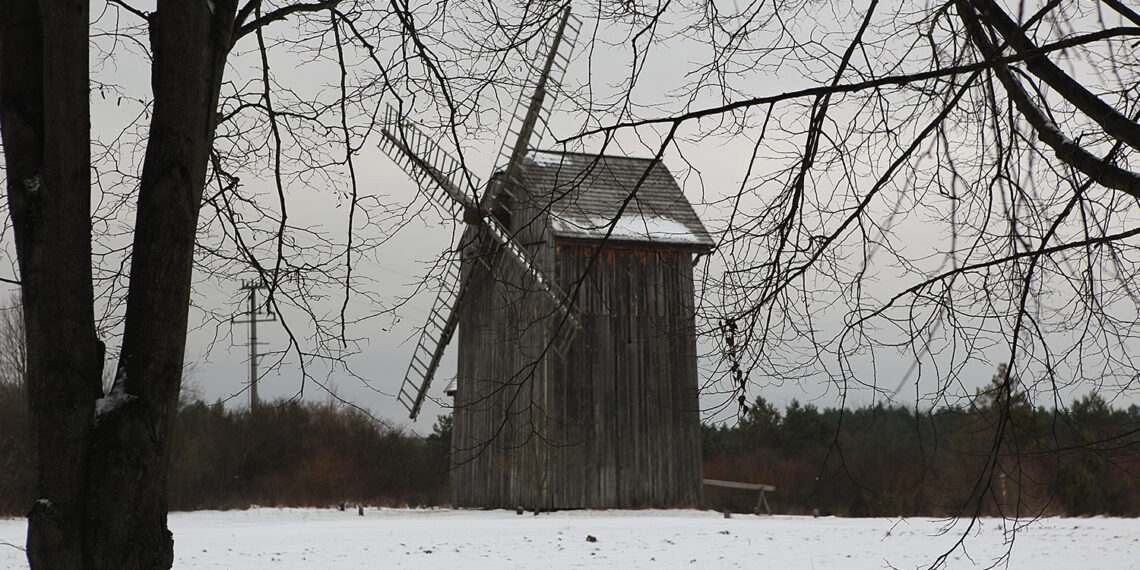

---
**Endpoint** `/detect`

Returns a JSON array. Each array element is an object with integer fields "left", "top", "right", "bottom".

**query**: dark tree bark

[
  {"left": 1, "top": 0, "right": 237, "bottom": 567},
  {"left": 84, "top": 2, "right": 239, "bottom": 568},
  {"left": 0, "top": 0, "right": 639, "bottom": 566},
  {"left": 2, "top": 1, "right": 101, "bottom": 568}
]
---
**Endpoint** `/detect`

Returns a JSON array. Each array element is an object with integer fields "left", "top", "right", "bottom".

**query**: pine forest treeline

[
  {"left": 2, "top": 378, "right": 1138, "bottom": 517},
  {"left": 704, "top": 389, "right": 1140, "bottom": 517}
]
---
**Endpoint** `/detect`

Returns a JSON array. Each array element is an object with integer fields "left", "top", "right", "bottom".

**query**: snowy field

[{"left": 1, "top": 508, "right": 1137, "bottom": 568}]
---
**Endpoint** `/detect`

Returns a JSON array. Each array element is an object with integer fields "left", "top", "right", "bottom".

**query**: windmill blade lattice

[
  {"left": 395, "top": 256, "right": 462, "bottom": 419},
  {"left": 380, "top": 6, "right": 582, "bottom": 420},
  {"left": 493, "top": 6, "right": 581, "bottom": 177},
  {"left": 481, "top": 212, "right": 580, "bottom": 329},
  {"left": 378, "top": 106, "right": 583, "bottom": 417},
  {"left": 378, "top": 106, "right": 481, "bottom": 218}
]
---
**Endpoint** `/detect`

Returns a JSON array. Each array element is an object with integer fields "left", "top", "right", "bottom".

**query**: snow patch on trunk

[
  {"left": 95, "top": 380, "right": 136, "bottom": 420},
  {"left": 23, "top": 176, "right": 41, "bottom": 194}
]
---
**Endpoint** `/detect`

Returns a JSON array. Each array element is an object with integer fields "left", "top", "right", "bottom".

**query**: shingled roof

[{"left": 518, "top": 150, "right": 715, "bottom": 251}]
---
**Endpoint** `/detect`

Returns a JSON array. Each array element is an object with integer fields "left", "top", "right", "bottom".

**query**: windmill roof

[{"left": 518, "top": 150, "right": 715, "bottom": 251}]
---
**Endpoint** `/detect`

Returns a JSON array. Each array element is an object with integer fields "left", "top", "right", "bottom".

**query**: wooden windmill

[{"left": 379, "top": 6, "right": 713, "bottom": 510}]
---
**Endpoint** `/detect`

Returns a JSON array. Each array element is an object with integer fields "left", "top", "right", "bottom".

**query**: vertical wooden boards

[
  {"left": 551, "top": 242, "right": 703, "bottom": 508},
  {"left": 452, "top": 231, "right": 703, "bottom": 509}
]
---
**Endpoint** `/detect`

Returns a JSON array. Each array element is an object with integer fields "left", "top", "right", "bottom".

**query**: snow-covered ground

[{"left": 1, "top": 507, "right": 1136, "bottom": 568}]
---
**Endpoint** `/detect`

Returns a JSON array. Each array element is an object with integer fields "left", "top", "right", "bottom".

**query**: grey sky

[{"left": 5, "top": 0, "right": 1136, "bottom": 438}]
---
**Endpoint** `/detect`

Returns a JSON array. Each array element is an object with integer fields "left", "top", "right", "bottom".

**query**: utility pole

[{"left": 232, "top": 280, "right": 276, "bottom": 410}]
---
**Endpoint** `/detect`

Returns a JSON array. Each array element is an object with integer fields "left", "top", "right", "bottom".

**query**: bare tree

[
  {"left": 568, "top": 0, "right": 1140, "bottom": 561},
  {"left": 0, "top": 295, "right": 32, "bottom": 522},
  {"left": 0, "top": 1, "right": 580, "bottom": 568},
  {"left": 3, "top": 0, "right": 1137, "bottom": 566},
  {"left": 0, "top": 294, "right": 24, "bottom": 388}
]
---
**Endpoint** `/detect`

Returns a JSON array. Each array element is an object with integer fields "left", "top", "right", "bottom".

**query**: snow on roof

[
  {"left": 550, "top": 214, "right": 704, "bottom": 244},
  {"left": 519, "top": 151, "right": 715, "bottom": 251}
]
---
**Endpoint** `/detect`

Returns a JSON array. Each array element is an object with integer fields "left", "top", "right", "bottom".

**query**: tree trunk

[
  {"left": 86, "top": 2, "right": 236, "bottom": 566},
  {"left": 1, "top": 1, "right": 236, "bottom": 568},
  {"left": 2, "top": 1, "right": 101, "bottom": 568}
]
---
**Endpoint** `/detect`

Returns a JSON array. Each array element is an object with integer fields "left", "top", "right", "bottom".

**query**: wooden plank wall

[
  {"left": 450, "top": 191, "right": 702, "bottom": 509},
  {"left": 451, "top": 187, "right": 559, "bottom": 509},
  {"left": 452, "top": 235, "right": 548, "bottom": 508},
  {"left": 552, "top": 243, "right": 703, "bottom": 508}
]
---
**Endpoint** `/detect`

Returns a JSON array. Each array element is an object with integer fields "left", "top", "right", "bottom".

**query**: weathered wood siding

[
  {"left": 550, "top": 242, "right": 703, "bottom": 508},
  {"left": 451, "top": 180, "right": 561, "bottom": 509},
  {"left": 451, "top": 230, "right": 553, "bottom": 509},
  {"left": 451, "top": 228, "right": 703, "bottom": 508}
]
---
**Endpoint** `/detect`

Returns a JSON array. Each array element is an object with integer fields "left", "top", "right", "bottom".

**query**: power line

[{"left": 232, "top": 280, "right": 276, "bottom": 410}]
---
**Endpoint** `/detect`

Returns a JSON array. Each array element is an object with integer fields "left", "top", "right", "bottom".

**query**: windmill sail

[
  {"left": 395, "top": 257, "right": 462, "bottom": 419},
  {"left": 378, "top": 106, "right": 480, "bottom": 219},
  {"left": 475, "top": 2, "right": 583, "bottom": 335},
  {"left": 493, "top": 6, "right": 581, "bottom": 179},
  {"left": 378, "top": 106, "right": 580, "bottom": 323},
  {"left": 380, "top": 110, "right": 581, "bottom": 418},
  {"left": 380, "top": 6, "right": 582, "bottom": 420}
]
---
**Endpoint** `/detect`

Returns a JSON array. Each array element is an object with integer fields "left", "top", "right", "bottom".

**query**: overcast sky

[{"left": 4, "top": 1, "right": 1132, "bottom": 438}]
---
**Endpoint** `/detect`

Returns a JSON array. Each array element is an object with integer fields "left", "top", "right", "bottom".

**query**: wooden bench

[{"left": 703, "top": 479, "right": 776, "bottom": 515}]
